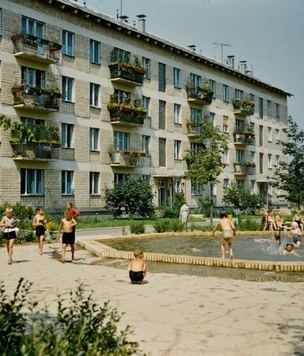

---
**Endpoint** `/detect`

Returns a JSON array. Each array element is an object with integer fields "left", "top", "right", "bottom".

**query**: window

[
  {"left": 223, "top": 147, "right": 229, "bottom": 165},
  {"left": 190, "top": 73, "right": 200, "bottom": 87},
  {"left": 61, "top": 123, "right": 74, "bottom": 148},
  {"left": 21, "top": 169, "right": 43, "bottom": 195},
  {"left": 275, "top": 129, "right": 280, "bottom": 143},
  {"left": 174, "top": 104, "right": 181, "bottom": 124},
  {"left": 114, "top": 131, "right": 130, "bottom": 151},
  {"left": 259, "top": 125, "right": 264, "bottom": 146},
  {"left": 173, "top": 68, "right": 181, "bottom": 88},
  {"left": 62, "top": 30, "right": 74, "bottom": 56},
  {"left": 268, "top": 154, "right": 272, "bottom": 169},
  {"left": 62, "top": 171, "right": 74, "bottom": 195},
  {"left": 236, "top": 149, "right": 245, "bottom": 163},
  {"left": 90, "top": 128, "right": 99, "bottom": 151},
  {"left": 209, "top": 80, "right": 216, "bottom": 98},
  {"left": 174, "top": 140, "right": 181, "bottom": 160},
  {"left": 159, "top": 137, "right": 166, "bottom": 167},
  {"left": 191, "top": 142, "right": 203, "bottom": 153},
  {"left": 259, "top": 97, "right": 263, "bottom": 118},
  {"left": 142, "top": 96, "right": 150, "bottom": 116},
  {"left": 114, "top": 173, "right": 129, "bottom": 183},
  {"left": 235, "top": 179, "right": 245, "bottom": 192},
  {"left": 112, "top": 47, "right": 130, "bottom": 63},
  {"left": 190, "top": 108, "right": 202, "bottom": 125},
  {"left": 90, "top": 83, "right": 100, "bottom": 107},
  {"left": 22, "top": 67, "right": 45, "bottom": 88},
  {"left": 267, "top": 127, "right": 272, "bottom": 142},
  {"left": 21, "top": 117, "right": 44, "bottom": 126},
  {"left": 114, "top": 89, "right": 130, "bottom": 104},
  {"left": 235, "top": 118, "right": 245, "bottom": 132},
  {"left": 223, "top": 115, "right": 229, "bottom": 133},
  {"left": 22, "top": 16, "right": 43, "bottom": 37},
  {"left": 142, "top": 135, "right": 150, "bottom": 156},
  {"left": 209, "top": 112, "right": 215, "bottom": 125},
  {"left": 142, "top": 57, "right": 150, "bottom": 78},
  {"left": 90, "top": 172, "right": 99, "bottom": 195},
  {"left": 0, "top": 10, "right": 2, "bottom": 36},
  {"left": 62, "top": 76, "right": 74, "bottom": 101},
  {"left": 223, "top": 84, "right": 229, "bottom": 102},
  {"left": 267, "top": 100, "right": 272, "bottom": 116},
  {"left": 275, "top": 103, "right": 280, "bottom": 118},
  {"left": 191, "top": 180, "right": 202, "bottom": 195},
  {"left": 90, "top": 40, "right": 100, "bottom": 64},
  {"left": 249, "top": 180, "right": 255, "bottom": 194},
  {"left": 275, "top": 155, "right": 280, "bottom": 167},
  {"left": 223, "top": 178, "right": 229, "bottom": 188},
  {"left": 159, "top": 100, "right": 166, "bottom": 129},
  {"left": 259, "top": 153, "right": 264, "bottom": 174},
  {"left": 235, "top": 89, "right": 244, "bottom": 100},
  {"left": 158, "top": 63, "right": 166, "bottom": 92}
]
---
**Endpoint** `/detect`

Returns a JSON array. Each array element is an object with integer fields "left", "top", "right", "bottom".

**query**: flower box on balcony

[
  {"left": 186, "top": 122, "right": 195, "bottom": 127},
  {"left": 121, "top": 150, "right": 146, "bottom": 157}
]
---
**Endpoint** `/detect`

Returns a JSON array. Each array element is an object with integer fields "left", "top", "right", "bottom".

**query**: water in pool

[{"left": 100, "top": 234, "right": 304, "bottom": 262}]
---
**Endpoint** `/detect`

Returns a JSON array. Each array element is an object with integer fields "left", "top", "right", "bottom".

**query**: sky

[{"left": 83, "top": 0, "right": 304, "bottom": 130}]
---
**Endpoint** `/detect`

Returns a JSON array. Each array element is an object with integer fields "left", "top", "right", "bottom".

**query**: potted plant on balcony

[
  {"left": 186, "top": 80, "right": 195, "bottom": 94},
  {"left": 198, "top": 83, "right": 213, "bottom": 98},
  {"left": 232, "top": 98, "right": 242, "bottom": 109},
  {"left": 133, "top": 57, "right": 146, "bottom": 74},
  {"left": 186, "top": 120, "right": 195, "bottom": 127},
  {"left": 49, "top": 40, "right": 62, "bottom": 51}
]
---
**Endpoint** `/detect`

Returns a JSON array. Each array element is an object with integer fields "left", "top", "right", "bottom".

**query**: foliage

[
  {"left": 183, "top": 115, "right": 229, "bottom": 187},
  {"left": 237, "top": 217, "right": 263, "bottom": 231},
  {"left": 222, "top": 184, "right": 263, "bottom": 214},
  {"left": 270, "top": 116, "right": 304, "bottom": 209},
  {"left": 198, "top": 196, "right": 211, "bottom": 217},
  {"left": 162, "top": 192, "right": 186, "bottom": 218},
  {"left": 0, "top": 278, "right": 144, "bottom": 356},
  {"left": 130, "top": 221, "right": 145, "bottom": 234},
  {"left": 152, "top": 218, "right": 184, "bottom": 233},
  {"left": 105, "top": 177, "right": 155, "bottom": 218}
]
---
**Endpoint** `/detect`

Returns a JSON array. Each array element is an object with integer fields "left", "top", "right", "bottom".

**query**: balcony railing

[
  {"left": 232, "top": 99, "right": 255, "bottom": 116},
  {"left": 234, "top": 163, "right": 256, "bottom": 175},
  {"left": 108, "top": 107, "right": 146, "bottom": 125},
  {"left": 109, "top": 150, "right": 147, "bottom": 167},
  {"left": 186, "top": 84, "right": 213, "bottom": 105},
  {"left": 11, "top": 86, "right": 61, "bottom": 111},
  {"left": 186, "top": 123, "right": 202, "bottom": 137},
  {"left": 11, "top": 34, "right": 61, "bottom": 64},
  {"left": 11, "top": 142, "right": 60, "bottom": 160},
  {"left": 109, "top": 63, "right": 145, "bottom": 85}
]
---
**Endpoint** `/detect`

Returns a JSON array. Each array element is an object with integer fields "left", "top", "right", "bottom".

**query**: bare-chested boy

[
  {"left": 127, "top": 249, "right": 147, "bottom": 284},
  {"left": 211, "top": 211, "right": 236, "bottom": 259},
  {"left": 32, "top": 206, "right": 47, "bottom": 255},
  {"left": 57, "top": 210, "right": 77, "bottom": 263}
]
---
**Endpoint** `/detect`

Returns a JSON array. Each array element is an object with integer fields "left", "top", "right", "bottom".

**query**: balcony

[
  {"left": 11, "top": 143, "right": 59, "bottom": 161},
  {"left": 233, "top": 132, "right": 255, "bottom": 145},
  {"left": 11, "top": 85, "right": 61, "bottom": 112},
  {"left": 109, "top": 63, "right": 145, "bottom": 86},
  {"left": 232, "top": 98, "right": 255, "bottom": 116},
  {"left": 11, "top": 34, "right": 62, "bottom": 64},
  {"left": 110, "top": 150, "right": 146, "bottom": 167},
  {"left": 234, "top": 163, "right": 256, "bottom": 175},
  {"left": 186, "top": 83, "right": 213, "bottom": 106},
  {"left": 186, "top": 122, "right": 202, "bottom": 137},
  {"left": 107, "top": 97, "right": 147, "bottom": 126}
]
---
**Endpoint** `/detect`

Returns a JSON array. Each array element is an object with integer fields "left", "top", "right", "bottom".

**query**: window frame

[
  {"left": 90, "top": 83, "right": 100, "bottom": 107},
  {"left": 223, "top": 84, "right": 229, "bottom": 102},
  {"left": 89, "top": 39, "right": 100, "bottom": 64},
  {"left": 173, "top": 68, "right": 181, "bottom": 88},
  {"left": 61, "top": 171, "right": 74, "bottom": 195},
  {"left": 61, "top": 123, "right": 74, "bottom": 148},
  {"left": 90, "top": 128, "right": 99, "bottom": 151},
  {"left": 62, "top": 76, "right": 74, "bottom": 102},
  {"left": 89, "top": 172, "right": 100, "bottom": 195},
  {"left": 21, "top": 169, "right": 43, "bottom": 195},
  {"left": 62, "top": 30, "right": 74, "bottom": 56}
]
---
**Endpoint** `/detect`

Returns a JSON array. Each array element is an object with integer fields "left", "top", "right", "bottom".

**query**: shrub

[
  {"left": 0, "top": 278, "right": 145, "bottom": 356},
  {"left": 152, "top": 218, "right": 184, "bottom": 233},
  {"left": 130, "top": 221, "right": 145, "bottom": 234}
]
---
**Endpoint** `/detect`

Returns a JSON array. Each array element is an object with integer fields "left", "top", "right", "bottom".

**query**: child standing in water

[
  {"left": 211, "top": 211, "right": 236, "bottom": 259},
  {"left": 0, "top": 208, "right": 20, "bottom": 264},
  {"left": 128, "top": 249, "right": 147, "bottom": 284},
  {"left": 32, "top": 206, "right": 47, "bottom": 255},
  {"left": 57, "top": 210, "right": 77, "bottom": 263},
  {"left": 288, "top": 222, "right": 302, "bottom": 248}
]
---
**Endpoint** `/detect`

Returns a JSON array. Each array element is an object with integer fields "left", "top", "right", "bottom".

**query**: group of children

[{"left": 0, "top": 203, "right": 80, "bottom": 265}]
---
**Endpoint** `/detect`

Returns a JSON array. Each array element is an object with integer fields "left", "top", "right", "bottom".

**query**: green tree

[
  {"left": 222, "top": 184, "right": 263, "bottom": 214},
  {"left": 105, "top": 176, "right": 155, "bottom": 218},
  {"left": 183, "top": 115, "right": 229, "bottom": 224},
  {"left": 270, "top": 116, "right": 304, "bottom": 209}
]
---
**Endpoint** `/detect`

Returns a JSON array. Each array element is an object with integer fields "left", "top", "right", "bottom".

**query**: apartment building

[{"left": 0, "top": 0, "right": 290, "bottom": 213}]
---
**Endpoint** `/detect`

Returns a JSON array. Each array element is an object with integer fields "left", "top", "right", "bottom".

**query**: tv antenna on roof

[{"left": 213, "top": 41, "right": 231, "bottom": 63}]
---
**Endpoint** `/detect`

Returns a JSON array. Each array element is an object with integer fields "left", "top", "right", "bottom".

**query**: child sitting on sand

[{"left": 128, "top": 249, "right": 147, "bottom": 284}]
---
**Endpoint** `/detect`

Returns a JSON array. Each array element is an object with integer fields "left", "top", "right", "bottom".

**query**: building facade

[{"left": 0, "top": 0, "right": 290, "bottom": 213}]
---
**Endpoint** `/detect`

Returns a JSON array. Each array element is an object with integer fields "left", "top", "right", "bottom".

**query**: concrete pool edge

[{"left": 77, "top": 232, "right": 304, "bottom": 272}]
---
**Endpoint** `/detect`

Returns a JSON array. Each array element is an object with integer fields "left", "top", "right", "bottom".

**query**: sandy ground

[{"left": 1, "top": 239, "right": 304, "bottom": 356}]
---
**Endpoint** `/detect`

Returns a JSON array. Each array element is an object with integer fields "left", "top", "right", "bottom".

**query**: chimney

[
  {"left": 226, "top": 55, "right": 235, "bottom": 69},
  {"left": 136, "top": 14, "right": 146, "bottom": 33},
  {"left": 246, "top": 64, "right": 253, "bottom": 76},
  {"left": 238, "top": 60, "right": 247, "bottom": 74}
]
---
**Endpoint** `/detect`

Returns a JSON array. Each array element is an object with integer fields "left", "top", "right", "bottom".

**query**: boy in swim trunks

[
  {"left": 128, "top": 249, "right": 147, "bottom": 284},
  {"left": 211, "top": 211, "right": 236, "bottom": 259},
  {"left": 32, "top": 206, "right": 47, "bottom": 255},
  {"left": 288, "top": 222, "right": 302, "bottom": 248},
  {"left": 57, "top": 210, "right": 77, "bottom": 263}
]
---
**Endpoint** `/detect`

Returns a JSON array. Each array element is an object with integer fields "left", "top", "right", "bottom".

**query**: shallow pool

[{"left": 100, "top": 234, "right": 304, "bottom": 262}]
